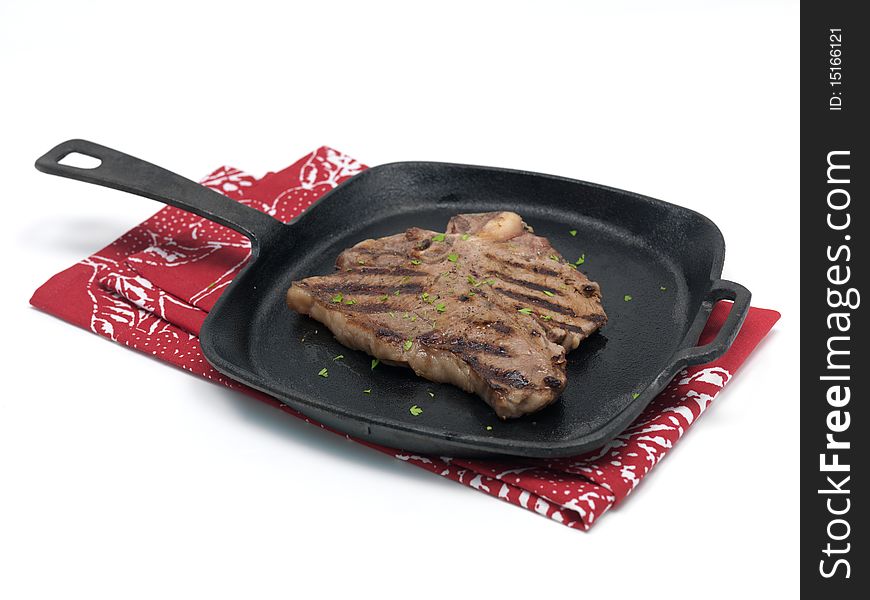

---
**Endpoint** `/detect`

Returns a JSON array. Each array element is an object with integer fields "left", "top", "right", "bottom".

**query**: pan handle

[
  {"left": 676, "top": 279, "right": 752, "bottom": 366},
  {"left": 35, "top": 139, "right": 283, "bottom": 247}
]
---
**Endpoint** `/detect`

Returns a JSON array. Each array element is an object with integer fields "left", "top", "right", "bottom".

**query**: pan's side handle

[
  {"left": 35, "top": 139, "right": 283, "bottom": 247},
  {"left": 675, "top": 279, "right": 752, "bottom": 366}
]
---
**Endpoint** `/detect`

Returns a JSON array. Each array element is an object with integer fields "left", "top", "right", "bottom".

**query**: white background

[{"left": 1, "top": 1, "right": 799, "bottom": 598}]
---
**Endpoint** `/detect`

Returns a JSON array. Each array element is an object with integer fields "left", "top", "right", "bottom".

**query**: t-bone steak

[{"left": 286, "top": 211, "right": 607, "bottom": 418}]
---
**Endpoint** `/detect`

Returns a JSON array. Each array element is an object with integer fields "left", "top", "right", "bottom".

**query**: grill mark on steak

[
  {"left": 309, "top": 281, "right": 424, "bottom": 295},
  {"left": 417, "top": 332, "right": 511, "bottom": 357},
  {"left": 285, "top": 211, "right": 606, "bottom": 419},
  {"left": 353, "top": 248, "right": 411, "bottom": 259},
  {"left": 375, "top": 327, "right": 405, "bottom": 342},
  {"left": 464, "top": 355, "right": 531, "bottom": 389},
  {"left": 331, "top": 302, "right": 398, "bottom": 314},
  {"left": 544, "top": 319, "right": 585, "bottom": 333},
  {"left": 543, "top": 376, "right": 563, "bottom": 389},
  {"left": 349, "top": 267, "right": 426, "bottom": 277},
  {"left": 578, "top": 313, "right": 607, "bottom": 324},
  {"left": 491, "top": 271, "right": 558, "bottom": 295},
  {"left": 484, "top": 253, "right": 561, "bottom": 277},
  {"left": 496, "top": 287, "right": 577, "bottom": 316}
]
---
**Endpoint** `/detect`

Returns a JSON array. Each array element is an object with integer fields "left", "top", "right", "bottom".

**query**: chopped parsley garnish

[
  {"left": 318, "top": 368, "right": 328, "bottom": 378},
  {"left": 357, "top": 259, "right": 366, "bottom": 265},
  {"left": 410, "top": 315, "right": 417, "bottom": 321},
  {"left": 403, "top": 340, "right": 413, "bottom": 351},
  {"left": 549, "top": 254, "right": 560, "bottom": 262},
  {"left": 410, "top": 259, "right": 422, "bottom": 265},
  {"left": 371, "top": 359, "right": 380, "bottom": 370},
  {"left": 461, "top": 233, "right": 471, "bottom": 241},
  {"left": 518, "top": 307, "right": 533, "bottom": 315},
  {"left": 432, "top": 233, "right": 446, "bottom": 242},
  {"left": 569, "top": 229, "right": 577, "bottom": 237},
  {"left": 435, "top": 303, "right": 446, "bottom": 313},
  {"left": 363, "top": 389, "right": 372, "bottom": 395},
  {"left": 379, "top": 294, "right": 389, "bottom": 301},
  {"left": 624, "top": 294, "right": 633, "bottom": 301},
  {"left": 331, "top": 293, "right": 343, "bottom": 303},
  {"left": 566, "top": 263, "right": 577, "bottom": 270},
  {"left": 467, "top": 275, "right": 479, "bottom": 286},
  {"left": 344, "top": 298, "right": 356, "bottom": 305},
  {"left": 660, "top": 286, "right": 667, "bottom": 291},
  {"left": 400, "top": 275, "right": 410, "bottom": 283},
  {"left": 482, "top": 278, "right": 496, "bottom": 286},
  {"left": 575, "top": 254, "right": 586, "bottom": 265},
  {"left": 394, "top": 290, "right": 401, "bottom": 296},
  {"left": 409, "top": 405, "right": 423, "bottom": 416},
  {"left": 333, "top": 355, "right": 344, "bottom": 361},
  {"left": 421, "top": 292, "right": 430, "bottom": 302},
  {"left": 485, "top": 425, "right": 493, "bottom": 431},
  {"left": 388, "top": 311, "right": 396, "bottom": 318},
  {"left": 541, "top": 315, "right": 553, "bottom": 321},
  {"left": 447, "top": 253, "right": 459, "bottom": 263},
  {"left": 542, "top": 290, "right": 555, "bottom": 297},
  {"left": 631, "top": 392, "right": 640, "bottom": 399}
]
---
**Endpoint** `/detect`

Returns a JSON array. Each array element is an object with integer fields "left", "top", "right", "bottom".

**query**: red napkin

[{"left": 31, "top": 147, "right": 780, "bottom": 530}]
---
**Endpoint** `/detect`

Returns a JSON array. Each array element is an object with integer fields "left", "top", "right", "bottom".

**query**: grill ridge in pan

[{"left": 35, "top": 140, "right": 750, "bottom": 458}]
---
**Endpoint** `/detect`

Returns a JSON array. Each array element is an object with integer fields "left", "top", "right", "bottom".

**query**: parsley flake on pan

[
  {"left": 518, "top": 307, "right": 533, "bottom": 315},
  {"left": 409, "top": 405, "right": 423, "bottom": 416},
  {"left": 318, "top": 368, "right": 328, "bottom": 378}
]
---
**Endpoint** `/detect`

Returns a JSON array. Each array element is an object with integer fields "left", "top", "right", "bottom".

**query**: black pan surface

[{"left": 36, "top": 140, "right": 750, "bottom": 458}]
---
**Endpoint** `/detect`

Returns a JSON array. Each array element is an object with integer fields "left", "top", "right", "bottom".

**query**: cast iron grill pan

[{"left": 35, "top": 140, "right": 750, "bottom": 458}]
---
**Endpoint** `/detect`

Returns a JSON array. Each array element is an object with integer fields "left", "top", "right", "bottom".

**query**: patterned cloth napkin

[{"left": 30, "top": 147, "right": 780, "bottom": 530}]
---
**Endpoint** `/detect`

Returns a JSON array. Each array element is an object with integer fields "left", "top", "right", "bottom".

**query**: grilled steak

[{"left": 286, "top": 211, "right": 607, "bottom": 418}]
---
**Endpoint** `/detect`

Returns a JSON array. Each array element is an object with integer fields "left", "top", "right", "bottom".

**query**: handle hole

[{"left": 58, "top": 152, "right": 102, "bottom": 169}]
